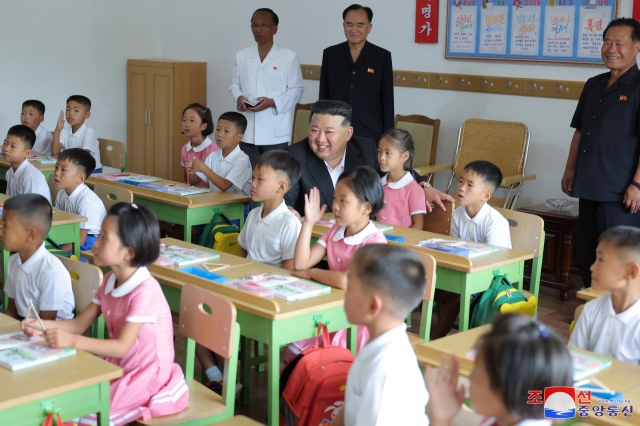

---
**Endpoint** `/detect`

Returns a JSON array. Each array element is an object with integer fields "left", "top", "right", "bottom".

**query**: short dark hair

[
  {"left": 7, "top": 125, "right": 36, "bottom": 150},
  {"left": 22, "top": 100, "right": 45, "bottom": 115},
  {"left": 57, "top": 148, "right": 96, "bottom": 177},
  {"left": 310, "top": 100, "right": 352, "bottom": 127},
  {"left": 219, "top": 112, "right": 247, "bottom": 134},
  {"left": 478, "top": 314, "right": 573, "bottom": 419},
  {"left": 4, "top": 194, "right": 53, "bottom": 237},
  {"left": 599, "top": 226, "right": 640, "bottom": 260},
  {"left": 380, "top": 128, "right": 416, "bottom": 169},
  {"left": 107, "top": 203, "right": 160, "bottom": 267},
  {"left": 67, "top": 95, "right": 91, "bottom": 111},
  {"left": 252, "top": 8, "right": 279, "bottom": 26},
  {"left": 337, "top": 166, "right": 384, "bottom": 217},
  {"left": 254, "top": 150, "right": 301, "bottom": 185},
  {"left": 183, "top": 103, "right": 214, "bottom": 137},
  {"left": 464, "top": 160, "right": 503, "bottom": 192},
  {"left": 343, "top": 4, "right": 373, "bottom": 22},
  {"left": 353, "top": 245, "right": 425, "bottom": 319},
  {"left": 603, "top": 17, "right": 640, "bottom": 42}
]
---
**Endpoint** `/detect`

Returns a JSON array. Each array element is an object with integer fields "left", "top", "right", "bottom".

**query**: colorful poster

[
  {"left": 510, "top": 7, "right": 541, "bottom": 56},
  {"left": 578, "top": 7, "right": 611, "bottom": 58},
  {"left": 450, "top": 6, "right": 477, "bottom": 53},
  {"left": 480, "top": 6, "right": 508, "bottom": 54},
  {"left": 543, "top": 7, "right": 575, "bottom": 57}
]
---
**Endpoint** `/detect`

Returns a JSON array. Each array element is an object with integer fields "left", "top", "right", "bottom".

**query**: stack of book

[
  {"left": 226, "top": 274, "right": 331, "bottom": 302},
  {"left": 417, "top": 238, "right": 498, "bottom": 258},
  {"left": 155, "top": 245, "right": 220, "bottom": 267},
  {"left": 0, "top": 331, "right": 75, "bottom": 371}
]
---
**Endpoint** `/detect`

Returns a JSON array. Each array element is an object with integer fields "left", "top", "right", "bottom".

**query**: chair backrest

[
  {"left": 495, "top": 207, "right": 544, "bottom": 259},
  {"left": 291, "top": 103, "right": 313, "bottom": 144},
  {"left": 98, "top": 138, "right": 126, "bottom": 170},
  {"left": 94, "top": 183, "right": 134, "bottom": 211},
  {"left": 48, "top": 173, "right": 60, "bottom": 204},
  {"left": 394, "top": 114, "right": 440, "bottom": 169},
  {"left": 413, "top": 251, "right": 436, "bottom": 302},
  {"left": 453, "top": 119, "right": 529, "bottom": 187},
  {"left": 423, "top": 201, "right": 454, "bottom": 236},
  {"left": 56, "top": 256, "right": 103, "bottom": 312},
  {"left": 180, "top": 284, "right": 237, "bottom": 359}
]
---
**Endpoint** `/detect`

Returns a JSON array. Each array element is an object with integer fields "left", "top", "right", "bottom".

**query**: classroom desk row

[
  {"left": 83, "top": 237, "right": 357, "bottom": 426},
  {"left": 0, "top": 314, "right": 122, "bottom": 426}
]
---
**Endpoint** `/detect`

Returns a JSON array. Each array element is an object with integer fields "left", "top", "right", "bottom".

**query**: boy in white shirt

[
  {"left": 51, "top": 95, "right": 102, "bottom": 171},
  {"left": 333, "top": 244, "right": 429, "bottom": 426},
  {"left": 3, "top": 194, "right": 74, "bottom": 321},
  {"left": 54, "top": 148, "right": 106, "bottom": 252},
  {"left": 185, "top": 112, "right": 252, "bottom": 196},
  {"left": 3, "top": 125, "right": 51, "bottom": 204},
  {"left": 21, "top": 100, "right": 53, "bottom": 154},
  {"left": 432, "top": 160, "right": 512, "bottom": 340},
  {"left": 569, "top": 226, "right": 640, "bottom": 364}
]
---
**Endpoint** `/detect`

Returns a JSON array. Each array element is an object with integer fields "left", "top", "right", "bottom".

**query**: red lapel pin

[
  {"left": 620, "top": 95, "right": 628, "bottom": 101},
  {"left": 367, "top": 68, "right": 374, "bottom": 74}
]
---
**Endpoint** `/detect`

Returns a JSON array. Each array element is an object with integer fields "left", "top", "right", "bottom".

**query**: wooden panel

[
  {"left": 300, "top": 64, "right": 321, "bottom": 80},
  {"left": 149, "top": 67, "right": 174, "bottom": 180},
  {"left": 521, "top": 78, "right": 584, "bottom": 100},
  {"left": 127, "top": 65, "right": 150, "bottom": 175},
  {"left": 391, "top": 70, "right": 430, "bottom": 89}
]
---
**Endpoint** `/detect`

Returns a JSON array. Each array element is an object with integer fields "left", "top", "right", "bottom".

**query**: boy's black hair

[
  {"left": 183, "top": 103, "right": 214, "bottom": 137},
  {"left": 108, "top": 203, "right": 160, "bottom": 267},
  {"left": 353, "top": 244, "right": 425, "bottom": 319},
  {"left": 254, "top": 150, "right": 302, "bottom": 185},
  {"left": 252, "top": 8, "right": 279, "bottom": 25},
  {"left": 67, "top": 95, "right": 91, "bottom": 111},
  {"left": 343, "top": 4, "right": 373, "bottom": 22},
  {"left": 337, "top": 166, "right": 384, "bottom": 217},
  {"left": 478, "top": 314, "right": 573, "bottom": 419},
  {"left": 310, "top": 100, "right": 352, "bottom": 127},
  {"left": 463, "top": 160, "right": 503, "bottom": 192},
  {"left": 4, "top": 194, "right": 53, "bottom": 237},
  {"left": 22, "top": 100, "right": 45, "bottom": 115},
  {"left": 599, "top": 226, "right": 640, "bottom": 260},
  {"left": 57, "top": 148, "right": 96, "bottom": 177},
  {"left": 219, "top": 112, "right": 248, "bottom": 134},
  {"left": 7, "top": 125, "right": 36, "bottom": 150},
  {"left": 603, "top": 17, "right": 640, "bottom": 42}
]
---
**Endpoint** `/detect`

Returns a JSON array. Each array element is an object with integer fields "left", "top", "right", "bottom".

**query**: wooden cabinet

[{"left": 127, "top": 60, "right": 206, "bottom": 180}]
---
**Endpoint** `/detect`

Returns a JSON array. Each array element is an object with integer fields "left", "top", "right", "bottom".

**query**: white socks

[{"left": 205, "top": 366, "right": 223, "bottom": 382}]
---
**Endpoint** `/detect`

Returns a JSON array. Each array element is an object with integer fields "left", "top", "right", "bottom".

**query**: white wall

[
  {"left": 160, "top": 0, "right": 633, "bottom": 206},
  {"left": 0, "top": 0, "right": 162, "bottom": 145}
]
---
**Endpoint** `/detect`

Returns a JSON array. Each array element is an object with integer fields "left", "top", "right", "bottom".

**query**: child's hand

[
  {"left": 424, "top": 355, "right": 465, "bottom": 424},
  {"left": 303, "top": 187, "right": 327, "bottom": 225},
  {"left": 56, "top": 111, "right": 65, "bottom": 131},
  {"left": 291, "top": 269, "right": 312, "bottom": 280},
  {"left": 184, "top": 160, "right": 194, "bottom": 174},
  {"left": 44, "top": 328, "right": 77, "bottom": 349},
  {"left": 21, "top": 319, "right": 44, "bottom": 337},
  {"left": 190, "top": 159, "right": 206, "bottom": 173}
]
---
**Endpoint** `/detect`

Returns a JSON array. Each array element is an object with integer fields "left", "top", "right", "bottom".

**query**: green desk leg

[
  {"left": 529, "top": 232, "right": 545, "bottom": 320},
  {"left": 48, "top": 222, "right": 82, "bottom": 258}
]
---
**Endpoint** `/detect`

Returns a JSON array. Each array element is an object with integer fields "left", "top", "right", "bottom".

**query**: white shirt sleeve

[
  {"left": 568, "top": 302, "right": 593, "bottom": 350},
  {"left": 280, "top": 215, "right": 302, "bottom": 261},
  {"left": 21, "top": 168, "right": 52, "bottom": 204},
  {"left": 229, "top": 52, "right": 244, "bottom": 102},
  {"left": 225, "top": 156, "right": 252, "bottom": 195},
  {"left": 80, "top": 127, "right": 100, "bottom": 156},
  {"left": 76, "top": 196, "right": 106, "bottom": 233},
  {"left": 484, "top": 222, "right": 512, "bottom": 248},
  {"left": 37, "top": 270, "right": 73, "bottom": 313},
  {"left": 272, "top": 53, "right": 304, "bottom": 116},
  {"left": 451, "top": 209, "right": 461, "bottom": 238}
]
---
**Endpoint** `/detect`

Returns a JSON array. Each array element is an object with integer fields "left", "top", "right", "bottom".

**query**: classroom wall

[
  {"left": 0, "top": 0, "right": 162, "bottom": 145},
  {"left": 160, "top": 0, "right": 633, "bottom": 206}
]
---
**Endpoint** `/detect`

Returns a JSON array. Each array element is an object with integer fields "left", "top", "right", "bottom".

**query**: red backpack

[{"left": 280, "top": 324, "right": 354, "bottom": 426}]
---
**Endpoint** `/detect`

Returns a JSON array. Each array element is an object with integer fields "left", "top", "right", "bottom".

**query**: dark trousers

[
  {"left": 578, "top": 199, "right": 640, "bottom": 287},
  {"left": 239, "top": 142, "right": 289, "bottom": 169}
]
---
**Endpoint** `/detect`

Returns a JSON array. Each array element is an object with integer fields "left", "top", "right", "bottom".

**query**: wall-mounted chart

[{"left": 446, "top": 0, "right": 618, "bottom": 65}]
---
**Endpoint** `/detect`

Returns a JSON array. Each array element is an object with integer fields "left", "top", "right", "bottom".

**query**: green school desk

[
  {"left": 310, "top": 216, "right": 533, "bottom": 332},
  {"left": 85, "top": 175, "right": 250, "bottom": 242},
  {"left": 82, "top": 238, "right": 357, "bottom": 426},
  {"left": 0, "top": 157, "right": 55, "bottom": 183},
  {"left": 0, "top": 315, "right": 122, "bottom": 426}
]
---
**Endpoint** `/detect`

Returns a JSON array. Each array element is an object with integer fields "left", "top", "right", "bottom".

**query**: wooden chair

[
  {"left": 291, "top": 103, "right": 313, "bottom": 144},
  {"left": 423, "top": 200, "right": 454, "bottom": 236},
  {"left": 94, "top": 183, "right": 134, "bottom": 211},
  {"left": 495, "top": 207, "right": 545, "bottom": 319},
  {"left": 136, "top": 284, "right": 239, "bottom": 425},
  {"left": 406, "top": 251, "right": 437, "bottom": 345},
  {"left": 48, "top": 174, "right": 60, "bottom": 204},
  {"left": 394, "top": 114, "right": 449, "bottom": 183},
  {"left": 98, "top": 138, "right": 128, "bottom": 171},
  {"left": 56, "top": 256, "right": 105, "bottom": 339}
]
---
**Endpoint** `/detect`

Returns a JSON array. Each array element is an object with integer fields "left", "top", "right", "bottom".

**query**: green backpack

[
  {"left": 195, "top": 211, "right": 241, "bottom": 255},
  {"left": 469, "top": 271, "right": 527, "bottom": 328}
]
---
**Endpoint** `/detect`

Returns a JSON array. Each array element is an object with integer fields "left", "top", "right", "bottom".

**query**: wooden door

[
  {"left": 127, "top": 66, "right": 150, "bottom": 174},
  {"left": 147, "top": 67, "right": 174, "bottom": 179}
]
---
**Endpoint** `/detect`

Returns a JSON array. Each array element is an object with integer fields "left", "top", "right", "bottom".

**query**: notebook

[
  {"left": 118, "top": 176, "right": 162, "bottom": 185},
  {"left": 272, "top": 280, "right": 331, "bottom": 302},
  {"left": 167, "top": 187, "right": 211, "bottom": 196},
  {"left": 156, "top": 245, "right": 219, "bottom": 266},
  {"left": 31, "top": 156, "right": 57, "bottom": 165},
  {"left": 138, "top": 183, "right": 189, "bottom": 192},
  {"left": 0, "top": 331, "right": 44, "bottom": 351},
  {"left": 417, "top": 238, "right": 498, "bottom": 258},
  {"left": 570, "top": 349, "right": 612, "bottom": 381},
  {"left": 0, "top": 341, "right": 76, "bottom": 371}
]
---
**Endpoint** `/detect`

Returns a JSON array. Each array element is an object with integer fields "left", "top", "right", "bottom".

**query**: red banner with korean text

[{"left": 415, "top": 0, "right": 439, "bottom": 43}]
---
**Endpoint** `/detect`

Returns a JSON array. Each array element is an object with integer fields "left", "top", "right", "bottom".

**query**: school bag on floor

[
  {"left": 280, "top": 323, "right": 354, "bottom": 426},
  {"left": 469, "top": 271, "right": 529, "bottom": 328},
  {"left": 195, "top": 211, "right": 240, "bottom": 255}
]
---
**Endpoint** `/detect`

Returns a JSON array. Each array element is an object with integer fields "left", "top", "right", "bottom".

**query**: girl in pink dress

[
  {"left": 181, "top": 103, "right": 218, "bottom": 188},
  {"left": 23, "top": 203, "right": 188, "bottom": 425}
]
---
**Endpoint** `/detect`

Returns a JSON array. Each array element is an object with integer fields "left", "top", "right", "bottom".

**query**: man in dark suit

[
  {"left": 285, "top": 100, "right": 453, "bottom": 216},
  {"left": 319, "top": 4, "right": 393, "bottom": 142}
]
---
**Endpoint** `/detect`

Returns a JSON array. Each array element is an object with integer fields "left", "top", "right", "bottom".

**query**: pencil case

[
  {"left": 177, "top": 266, "right": 227, "bottom": 284},
  {"left": 384, "top": 234, "right": 405, "bottom": 242}
]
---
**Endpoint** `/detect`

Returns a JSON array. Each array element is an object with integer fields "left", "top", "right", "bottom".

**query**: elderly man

[
  {"left": 561, "top": 18, "right": 640, "bottom": 287},
  {"left": 285, "top": 100, "right": 453, "bottom": 216}
]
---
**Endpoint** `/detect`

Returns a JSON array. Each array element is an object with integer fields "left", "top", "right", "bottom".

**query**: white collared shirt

[
  {"left": 55, "top": 183, "right": 106, "bottom": 235},
  {"left": 569, "top": 293, "right": 640, "bottom": 364},
  {"left": 344, "top": 325, "right": 429, "bottom": 426},
  {"left": 6, "top": 160, "right": 52, "bottom": 204},
  {"left": 33, "top": 125, "right": 53, "bottom": 154},
  {"left": 199, "top": 145, "right": 252, "bottom": 195},
  {"left": 452, "top": 203, "right": 512, "bottom": 248},
  {"left": 324, "top": 154, "right": 346, "bottom": 189},
  {"left": 59, "top": 124, "right": 102, "bottom": 169},
  {"left": 4, "top": 244, "right": 74, "bottom": 320},
  {"left": 238, "top": 201, "right": 301, "bottom": 266}
]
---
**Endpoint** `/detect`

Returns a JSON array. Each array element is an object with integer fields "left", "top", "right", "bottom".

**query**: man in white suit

[{"left": 230, "top": 8, "right": 305, "bottom": 166}]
